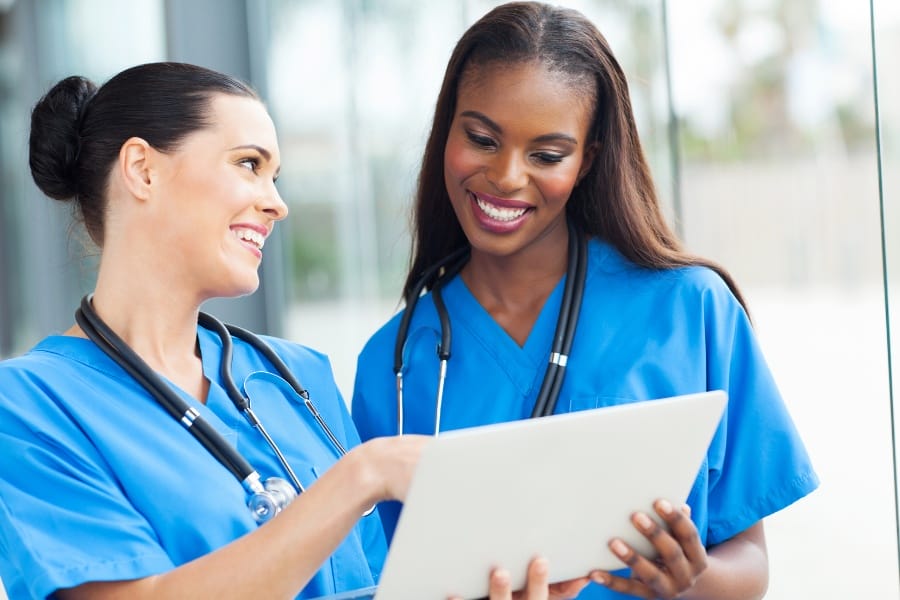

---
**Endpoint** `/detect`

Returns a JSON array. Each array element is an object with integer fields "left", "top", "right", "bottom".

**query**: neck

[
  {"left": 75, "top": 257, "right": 207, "bottom": 395},
  {"left": 460, "top": 226, "right": 570, "bottom": 346},
  {"left": 463, "top": 227, "right": 570, "bottom": 309}
]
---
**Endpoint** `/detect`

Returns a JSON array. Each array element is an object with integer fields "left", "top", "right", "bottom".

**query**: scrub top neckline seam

[
  {"left": 447, "top": 272, "right": 566, "bottom": 364},
  {"left": 433, "top": 272, "right": 564, "bottom": 398},
  {"left": 33, "top": 333, "right": 240, "bottom": 437}
]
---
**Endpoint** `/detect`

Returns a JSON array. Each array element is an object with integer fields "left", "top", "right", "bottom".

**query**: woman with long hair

[{"left": 352, "top": 3, "right": 818, "bottom": 598}]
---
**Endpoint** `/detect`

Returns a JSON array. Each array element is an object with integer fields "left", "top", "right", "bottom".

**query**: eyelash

[
  {"left": 534, "top": 153, "right": 564, "bottom": 165},
  {"left": 237, "top": 156, "right": 280, "bottom": 185},
  {"left": 466, "top": 131, "right": 496, "bottom": 149},
  {"left": 465, "top": 131, "right": 565, "bottom": 165},
  {"left": 238, "top": 157, "right": 260, "bottom": 173}
]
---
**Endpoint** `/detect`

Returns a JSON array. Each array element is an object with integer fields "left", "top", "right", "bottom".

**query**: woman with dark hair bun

[
  {"left": 0, "top": 62, "right": 572, "bottom": 600},
  {"left": 352, "top": 2, "right": 818, "bottom": 599}
]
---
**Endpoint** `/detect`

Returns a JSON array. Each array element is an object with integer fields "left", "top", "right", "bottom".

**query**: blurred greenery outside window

[{"left": 264, "top": 0, "right": 671, "bottom": 303}]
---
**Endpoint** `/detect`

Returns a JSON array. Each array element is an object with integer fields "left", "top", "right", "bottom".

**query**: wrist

[{"left": 343, "top": 441, "right": 387, "bottom": 507}]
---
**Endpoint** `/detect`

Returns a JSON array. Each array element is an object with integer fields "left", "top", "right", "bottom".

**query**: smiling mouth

[
  {"left": 233, "top": 227, "right": 265, "bottom": 249},
  {"left": 470, "top": 193, "right": 531, "bottom": 222}
]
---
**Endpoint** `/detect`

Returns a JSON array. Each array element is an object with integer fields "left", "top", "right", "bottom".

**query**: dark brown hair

[
  {"left": 29, "top": 62, "right": 259, "bottom": 246},
  {"left": 404, "top": 1, "right": 746, "bottom": 309}
]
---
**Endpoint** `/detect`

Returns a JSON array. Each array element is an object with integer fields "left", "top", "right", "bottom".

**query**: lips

[
  {"left": 468, "top": 191, "right": 532, "bottom": 233},
  {"left": 230, "top": 224, "right": 269, "bottom": 258},
  {"left": 233, "top": 227, "right": 265, "bottom": 249}
]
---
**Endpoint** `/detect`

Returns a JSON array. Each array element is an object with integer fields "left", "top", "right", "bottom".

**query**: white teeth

[
  {"left": 475, "top": 197, "right": 528, "bottom": 222},
  {"left": 234, "top": 228, "right": 265, "bottom": 249}
]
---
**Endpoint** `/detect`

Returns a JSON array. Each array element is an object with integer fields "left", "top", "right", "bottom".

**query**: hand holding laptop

[
  {"left": 591, "top": 499, "right": 707, "bottom": 598},
  {"left": 315, "top": 392, "right": 724, "bottom": 600},
  {"left": 446, "top": 499, "right": 707, "bottom": 600},
  {"left": 371, "top": 391, "right": 725, "bottom": 600},
  {"left": 311, "top": 557, "right": 592, "bottom": 600},
  {"left": 453, "top": 557, "right": 591, "bottom": 600}
]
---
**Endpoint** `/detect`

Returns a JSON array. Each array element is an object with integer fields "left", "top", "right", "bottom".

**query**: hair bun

[{"left": 28, "top": 76, "right": 97, "bottom": 201}]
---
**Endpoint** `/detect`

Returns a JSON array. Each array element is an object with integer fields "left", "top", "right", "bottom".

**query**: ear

[
  {"left": 117, "top": 137, "right": 154, "bottom": 201},
  {"left": 577, "top": 142, "right": 599, "bottom": 184}
]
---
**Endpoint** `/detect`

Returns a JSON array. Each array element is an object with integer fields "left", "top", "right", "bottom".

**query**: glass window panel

[
  {"left": 265, "top": 0, "right": 672, "bottom": 403},
  {"left": 0, "top": 0, "right": 165, "bottom": 357},
  {"left": 669, "top": 0, "right": 899, "bottom": 596},
  {"left": 874, "top": 0, "right": 900, "bottom": 576}
]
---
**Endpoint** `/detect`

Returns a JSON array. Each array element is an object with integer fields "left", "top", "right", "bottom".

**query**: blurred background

[{"left": 1, "top": 0, "right": 899, "bottom": 597}]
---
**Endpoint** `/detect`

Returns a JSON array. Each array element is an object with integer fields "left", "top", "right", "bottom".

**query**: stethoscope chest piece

[{"left": 246, "top": 473, "right": 298, "bottom": 523}]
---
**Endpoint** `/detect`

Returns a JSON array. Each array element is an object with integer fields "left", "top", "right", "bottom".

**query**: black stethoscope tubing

[
  {"left": 392, "top": 245, "right": 469, "bottom": 435},
  {"left": 76, "top": 295, "right": 256, "bottom": 484},
  {"left": 201, "top": 315, "right": 349, "bottom": 457},
  {"left": 393, "top": 246, "right": 469, "bottom": 374},
  {"left": 393, "top": 219, "right": 587, "bottom": 432},
  {"left": 75, "top": 294, "right": 354, "bottom": 504},
  {"left": 530, "top": 219, "right": 587, "bottom": 418}
]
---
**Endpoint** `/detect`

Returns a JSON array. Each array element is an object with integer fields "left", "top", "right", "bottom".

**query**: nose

[
  {"left": 485, "top": 149, "right": 528, "bottom": 194},
  {"left": 261, "top": 182, "right": 289, "bottom": 221}
]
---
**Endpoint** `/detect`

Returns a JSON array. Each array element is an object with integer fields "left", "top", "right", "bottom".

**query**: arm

[
  {"left": 592, "top": 501, "right": 768, "bottom": 600},
  {"left": 680, "top": 522, "right": 767, "bottom": 599},
  {"left": 57, "top": 436, "right": 427, "bottom": 600}
]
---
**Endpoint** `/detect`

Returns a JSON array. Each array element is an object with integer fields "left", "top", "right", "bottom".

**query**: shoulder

[
  {"left": 196, "top": 324, "right": 332, "bottom": 372},
  {"left": 231, "top": 330, "right": 342, "bottom": 391},
  {"left": 255, "top": 334, "right": 334, "bottom": 370},
  {"left": 589, "top": 238, "right": 741, "bottom": 311},
  {"left": 0, "top": 338, "right": 110, "bottom": 446},
  {"left": 0, "top": 337, "right": 89, "bottom": 392},
  {"left": 220, "top": 330, "right": 354, "bottom": 426}
]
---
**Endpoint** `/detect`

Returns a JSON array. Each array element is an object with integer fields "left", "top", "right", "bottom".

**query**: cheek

[
  {"left": 443, "top": 135, "right": 480, "bottom": 187},
  {"left": 538, "top": 163, "right": 585, "bottom": 205}
]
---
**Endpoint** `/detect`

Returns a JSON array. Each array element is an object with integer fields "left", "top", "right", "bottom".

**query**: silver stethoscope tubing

[
  {"left": 75, "top": 294, "right": 373, "bottom": 520},
  {"left": 393, "top": 219, "right": 588, "bottom": 435}
]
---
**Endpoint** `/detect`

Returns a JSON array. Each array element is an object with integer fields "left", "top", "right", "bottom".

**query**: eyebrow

[
  {"left": 229, "top": 144, "right": 272, "bottom": 160},
  {"left": 459, "top": 110, "right": 579, "bottom": 146}
]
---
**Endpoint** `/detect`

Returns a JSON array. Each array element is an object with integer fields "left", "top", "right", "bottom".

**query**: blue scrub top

[
  {"left": 352, "top": 237, "right": 819, "bottom": 599},
  {"left": 0, "top": 327, "right": 387, "bottom": 600}
]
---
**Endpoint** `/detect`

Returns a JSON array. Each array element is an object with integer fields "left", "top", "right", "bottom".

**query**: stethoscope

[
  {"left": 393, "top": 219, "right": 588, "bottom": 435},
  {"left": 75, "top": 294, "right": 371, "bottom": 524}
]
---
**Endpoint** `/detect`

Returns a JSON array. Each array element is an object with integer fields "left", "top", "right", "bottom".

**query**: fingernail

[
  {"left": 592, "top": 571, "right": 608, "bottom": 585},
  {"left": 493, "top": 568, "right": 510, "bottom": 585},
  {"left": 533, "top": 558, "right": 548, "bottom": 576},
  {"left": 610, "top": 538, "right": 628, "bottom": 556},
  {"left": 635, "top": 512, "right": 653, "bottom": 530},
  {"left": 657, "top": 499, "right": 673, "bottom": 515}
]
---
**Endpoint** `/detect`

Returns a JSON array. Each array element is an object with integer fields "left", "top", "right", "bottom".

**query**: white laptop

[{"left": 312, "top": 390, "right": 726, "bottom": 600}]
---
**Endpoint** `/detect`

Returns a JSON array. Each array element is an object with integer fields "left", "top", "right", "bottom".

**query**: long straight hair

[{"left": 404, "top": 1, "right": 747, "bottom": 310}]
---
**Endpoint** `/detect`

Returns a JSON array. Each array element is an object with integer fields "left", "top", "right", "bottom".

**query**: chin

[
  {"left": 219, "top": 274, "right": 261, "bottom": 299},
  {"left": 235, "top": 281, "right": 261, "bottom": 298}
]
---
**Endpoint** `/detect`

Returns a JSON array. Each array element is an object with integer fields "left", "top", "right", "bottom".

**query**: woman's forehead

[
  {"left": 455, "top": 61, "right": 594, "bottom": 138},
  {"left": 200, "top": 95, "right": 279, "bottom": 153}
]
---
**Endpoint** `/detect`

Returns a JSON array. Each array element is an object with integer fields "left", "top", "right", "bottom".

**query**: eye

[
  {"left": 238, "top": 157, "right": 260, "bottom": 173},
  {"left": 465, "top": 130, "right": 497, "bottom": 150},
  {"left": 533, "top": 152, "right": 565, "bottom": 165}
]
